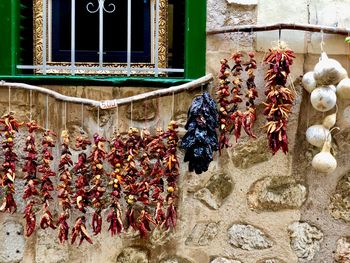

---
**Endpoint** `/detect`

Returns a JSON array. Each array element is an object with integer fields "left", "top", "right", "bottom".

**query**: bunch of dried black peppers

[{"left": 182, "top": 92, "right": 219, "bottom": 174}]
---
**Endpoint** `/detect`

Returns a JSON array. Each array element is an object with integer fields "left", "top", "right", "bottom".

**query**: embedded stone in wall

[
  {"left": 247, "top": 176, "right": 307, "bottom": 211},
  {"left": 116, "top": 247, "right": 149, "bottom": 263},
  {"left": 127, "top": 100, "right": 156, "bottom": 121},
  {"left": 160, "top": 256, "right": 193, "bottom": 263},
  {"left": 211, "top": 257, "right": 242, "bottom": 263},
  {"left": 227, "top": 0, "right": 258, "bottom": 5},
  {"left": 35, "top": 229, "right": 69, "bottom": 263},
  {"left": 288, "top": 222, "right": 323, "bottom": 261},
  {"left": 329, "top": 171, "right": 350, "bottom": 222},
  {"left": 256, "top": 259, "right": 286, "bottom": 263},
  {"left": 194, "top": 172, "right": 233, "bottom": 210},
  {"left": 335, "top": 237, "right": 350, "bottom": 263},
  {"left": 149, "top": 227, "right": 171, "bottom": 246},
  {"left": 231, "top": 137, "right": 270, "bottom": 169},
  {"left": 185, "top": 222, "right": 220, "bottom": 246},
  {"left": 0, "top": 221, "right": 25, "bottom": 263},
  {"left": 227, "top": 224, "right": 273, "bottom": 250}
]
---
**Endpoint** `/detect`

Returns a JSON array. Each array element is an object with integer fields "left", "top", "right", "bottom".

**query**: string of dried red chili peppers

[
  {"left": 106, "top": 131, "right": 125, "bottom": 236},
  {"left": 0, "top": 112, "right": 23, "bottom": 213},
  {"left": 38, "top": 129, "right": 57, "bottom": 230},
  {"left": 23, "top": 120, "right": 41, "bottom": 236},
  {"left": 88, "top": 133, "right": 107, "bottom": 236},
  {"left": 217, "top": 59, "right": 232, "bottom": 150},
  {"left": 71, "top": 132, "right": 93, "bottom": 245},
  {"left": 57, "top": 130, "right": 73, "bottom": 243},
  {"left": 163, "top": 121, "right": 179, "bottom": 230},
  {"left": 242, "top": 52, "right": 258, "bottom": 138},
  {"left": 263, "top": 46, "right": 295, "bottom": 154}
]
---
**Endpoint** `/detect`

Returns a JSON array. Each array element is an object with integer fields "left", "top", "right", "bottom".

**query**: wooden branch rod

[
  {"left": 0, "top": 74, "right": 213, "bottom": 109},
  {"left": 100, "top": 74, "right": 213, "bottom": 109},
  {"left": 207, "top": 23, "right": 350, "bottom": 36}
]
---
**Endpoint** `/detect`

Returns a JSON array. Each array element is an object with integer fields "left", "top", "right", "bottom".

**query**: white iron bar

[
  {"left": 42, "top": 0, "right": 47, "bottom": 74},
  {"left": 71, "top": 0, "right": 76, "bottom": 75},
  {"left": 127, "top": 0, "right": 131, "bottom": 76},
  {"left": 99, "top": 0, "right": 104, "bottom": 67},
  {"left": 17, "top": 64, "right": 184, "bottom": 73},
  {"left": 154, "top": 0, "right": 160, "bottom": 77}
]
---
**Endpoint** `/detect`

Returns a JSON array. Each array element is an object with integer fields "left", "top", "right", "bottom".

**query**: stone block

[
  {"left": 227, "top": 224, "right": 273, "bottom": 250},
  {"left": 0, "top": 221, "right": 25, "bottom": 263},
  {"left": 247, "top": 176, "right": 307, "bottom": 211},
  {"left": 194, "top": 172, "right": 233, "bottom": 210},
  {"left": 185, "top": 222, "right": 220, "bottom": 246},
  {"left": 288, "top": 222, "right": 323, "bottom": 261}
]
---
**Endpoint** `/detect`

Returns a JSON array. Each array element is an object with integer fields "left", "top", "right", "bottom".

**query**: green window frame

[{"left": 0, "top": 0, "right": 206, "bottom": 87}]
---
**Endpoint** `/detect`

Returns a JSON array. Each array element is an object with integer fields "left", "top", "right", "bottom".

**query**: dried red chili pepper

[
  {"left": 88, "top": 133, "right": 106, "bottom": 235},
  {"left": 137, "top": 209, "right": 156, "bottom": 239},
  {"left": 23, "top": 200, "right": 36, "bottom": 237},
  {"left": 57, "top": 212, "right": 69, "bottom": 244},
  {"left": 0, "top": 112, "right": 23, "bottom": 213},
  {"left": 40, "top": 205, "right": 56, "bottom": 230},
  {"left": 71, "top": 216, "right": 93, "bottom": 245},
  {"left": 263, "top": 45, "right": 296, "bottom": 154}
]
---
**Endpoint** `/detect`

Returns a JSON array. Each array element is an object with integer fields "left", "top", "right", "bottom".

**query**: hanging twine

[
  {"left": 97, "top": 107, "right": 100, "bottom": 133},
  {"left": 81, "top": 103, "right": 84, "bottom": 130},
  {"left": 64, "top": 102, "right": 67, "bottom": 130},
  {"left": 320, "top": 29, "right": 325, "bottom": 52},
  {"left": 30, "top": 90, "right": 33, "bottom": 122},
  {"left": 8, "top": 86, "right": 11, "bottom": 112},
  {"left": 130, "top": 101, "right": 133, "bottom": 128},
  {"left": 171, "top": 91, "right": 175, "bottom": 120},
  {"left": 116, "top": 104, "right": 119, "bottom": 132},
  {"left": 156, "top": 96, "right": 160, "bottom": 128},
  {"left": 45, "top": 95, "right": 49, "bottom": 130}
]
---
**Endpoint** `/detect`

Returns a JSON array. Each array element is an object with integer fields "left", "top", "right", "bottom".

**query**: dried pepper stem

[{"left": 263, "top": 45, "right": 296, "bottom": 154}]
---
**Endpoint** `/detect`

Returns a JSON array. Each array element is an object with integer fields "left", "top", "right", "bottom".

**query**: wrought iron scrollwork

[{"left": 86, "top": 0, "right": 117, "bottom": 14}]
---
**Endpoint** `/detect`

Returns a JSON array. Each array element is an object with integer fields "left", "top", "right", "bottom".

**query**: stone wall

[{"left": 1, "top": 0, "right": 350, "bottom": 262}]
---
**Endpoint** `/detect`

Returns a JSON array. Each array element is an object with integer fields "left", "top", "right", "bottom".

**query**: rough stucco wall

[{"left": 1, "top": 0, "right": 350, "bottom": 262}]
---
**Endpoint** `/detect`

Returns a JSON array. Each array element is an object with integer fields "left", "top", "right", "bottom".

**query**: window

[{"left": 0, "top": 0, "right": 206, "bottom": 79}]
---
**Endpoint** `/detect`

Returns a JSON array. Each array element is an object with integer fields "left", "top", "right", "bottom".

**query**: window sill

[{"left": 0, "top": 75, "right": 192, "bottom": 88}]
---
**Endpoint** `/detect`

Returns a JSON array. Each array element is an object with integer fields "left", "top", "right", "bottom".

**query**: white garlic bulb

[
  {"left": 314, "top": 52, "right": 348, "bottom": 85},
  {"left": 302, "top": 71, "right": 317, "bottom": 93},
  {"left": 310, "top": 86, "right": 337, "bottom": 112},
  {"left": 311, "top": 141, "right": 337, "bottom": 173},
  {"left": 306, "top": 124, "right": 331, "bottom": 148},
  {"left": 336, "top": 78, "right": 350, "bottom": 99},
  {"left": 322, "top": 112, "right": 337, "bottom": 129}
]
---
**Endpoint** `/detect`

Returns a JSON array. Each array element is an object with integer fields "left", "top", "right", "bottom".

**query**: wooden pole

[
  {"left": 0, "top": 74, "right": 213, "bottom": 109},
  {"left": 207, "top": 23, "right": 350, "bottom": 36}
]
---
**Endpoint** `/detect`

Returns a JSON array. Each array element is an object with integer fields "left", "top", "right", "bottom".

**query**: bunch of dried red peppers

[
  {"left": 217, "top": 52, "right": 258, "bottom": 152},
  {"left": 0, "top": 113, "right": 179, "bottom": 245},
  {"left": 217, "top": 48, "right": 295, "bottom": 155}
]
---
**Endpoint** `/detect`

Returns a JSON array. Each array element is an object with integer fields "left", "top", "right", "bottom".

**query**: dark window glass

[{"left": 52, "top": 0, "right": 151, "bottom": 63}]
